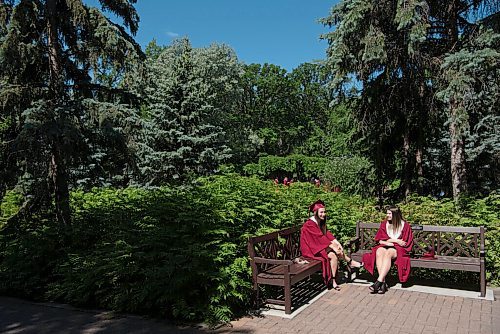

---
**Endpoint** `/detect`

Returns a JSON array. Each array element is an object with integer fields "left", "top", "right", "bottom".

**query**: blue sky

[{"left": 86, "top": 0, "right": 339, "bottom": 71}]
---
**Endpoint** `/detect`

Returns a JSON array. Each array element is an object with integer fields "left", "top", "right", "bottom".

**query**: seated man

[{"left": 300, "top": 200, "right": 362, "bottom": 290}]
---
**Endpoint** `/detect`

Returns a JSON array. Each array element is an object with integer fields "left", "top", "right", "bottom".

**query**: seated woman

[
  {"left": 300, "top": 200, "right": 362, "bottom": 291},
  {"left": 362, "top": 205, "right": 414, "bottom": 294}
]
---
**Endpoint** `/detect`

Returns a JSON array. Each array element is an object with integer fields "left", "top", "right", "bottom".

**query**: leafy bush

[
  {"left": 320, "top": 156, "right": 376, "bottom": 196},
  {"left": 0, "top": 176, "right": 498, "bottom": 326},
  {"left": 0, "top": 191, "right": 22, "bottom": 226},
  {"left": 243, "top": 154, "right": 327, "bottom": 180},
  {"left": 243, "top": 154, "right": 376, "bottom": 196}
]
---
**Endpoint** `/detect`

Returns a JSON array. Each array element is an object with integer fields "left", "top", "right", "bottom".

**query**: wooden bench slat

[
  {"left": 415, "top": 225, "right": 482, "bottom": 233},
  {"left": 258, "top": 260, "right": 321, "bottom": 278}
]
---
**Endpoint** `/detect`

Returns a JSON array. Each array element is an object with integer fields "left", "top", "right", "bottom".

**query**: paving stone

[{"left": 2, "top": 284, "right": 499, "bottom": 334}]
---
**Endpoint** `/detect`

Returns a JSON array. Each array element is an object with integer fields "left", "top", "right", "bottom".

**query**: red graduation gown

[
  {"left": 300, "top": 219, "right": 336, "bottom": 284},
  {"left": 362, "top": 221, "right": 414, "bottom": 283}
]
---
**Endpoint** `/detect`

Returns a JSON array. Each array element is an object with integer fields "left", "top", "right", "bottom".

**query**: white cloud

[{"left": 166, "top": 31, "right": 179, "bottom": 38}]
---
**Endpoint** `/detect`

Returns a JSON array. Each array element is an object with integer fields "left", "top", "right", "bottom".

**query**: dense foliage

[
  {"left": 0, "top": 0, "right": 144, "bottom": 225},
  {"left": 0, "top": 175, "right": 498, "bottom": 325},
  {"left": 321, "top": 0, "right": 500, "bottom": 200},
  {"left": 0, "top": 0, "right": 498, "bottom": 328},
  {"left": 136, "top": 39, "right": 239, "bottom": 184},
  {"left": 243, "top": 154, "right": 376, "bottom": 196}
]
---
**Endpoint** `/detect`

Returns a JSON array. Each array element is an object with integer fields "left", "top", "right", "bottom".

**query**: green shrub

[
  {"left": 0, "top": 176, "right": 498, "bottom": 326},
  {"left": 243, "top": 154, "right": 376, "bottom": 196},
  {"left": 320, "top": 156, "right": 376, "bottom": 196},
  {"left": 242, "top": 154, "right": 327, "bottom": 180},
  {"left": 0, "top": 190, "right": 22, "bottom": 226}
]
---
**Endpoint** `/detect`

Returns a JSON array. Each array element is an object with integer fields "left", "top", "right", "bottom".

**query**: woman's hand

[
  {"left": 379, "top": 240, "right": 394, "bottom": 247},
  {"left": 396, "top": 239, "right": 407, "bottom": 247},
  {"left": 330, "top": 241, "right": 343, "bottom": 254}
]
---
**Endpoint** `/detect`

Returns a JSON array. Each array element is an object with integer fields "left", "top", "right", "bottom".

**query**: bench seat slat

[
  {"left": 350, "top": 250, "right": 480, "bottom": 272},
  {"left": 256, "top": 260, "right": 322, "bottom": 287},
  {"left": 249, "top": 226, "right": 322, "bottom": 314},
  {"left": 258, "top": 259, "right": 321, "bottom": 278}
]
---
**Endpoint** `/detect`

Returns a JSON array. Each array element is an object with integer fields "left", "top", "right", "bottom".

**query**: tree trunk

[
  {"left": 446, "top": 2, "right": 466, "bottom": 201},
  {"left": 415, "top": 80, "right": 426, "bottom": 194},
  {"left": 47, "top": 0, "right": 62, "bottom": 91},
  {"left": 449, "top": 103, "right": 467, "bottom": 200},
  {"left": 403, "top": 129, "right": 412, "bottom": 197},
  {"left": 49, "top": 144, "right": 71, "bottom": 225},
  {"left": 415, "top": 145, "right": 424, "bottom": 192},
  {"left": 46, "top": 0, "right": 71, "bottom": 225}
]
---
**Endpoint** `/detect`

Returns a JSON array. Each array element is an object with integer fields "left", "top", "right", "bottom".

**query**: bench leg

[
  {"left": 252, "top": 282, "right": 261, "bottom": 309},
  {"left": 284, "top": 285, "right": 291, "bottom": 314},
  {"left": 480, "top": 259, "right": 486, "bottom": 297},
  {"left": 284, "top": 275, "right": 292, "bottom": 314}
]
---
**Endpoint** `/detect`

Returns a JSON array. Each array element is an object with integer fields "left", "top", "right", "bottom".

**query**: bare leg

[
  {"left": 377, "top": 248, "right": 397, "bottom": 282},
  {"left": 375, "top": 247, "right": 387, "bottom": 281},
  {"left": 328, "top": 251, "right": 339, "bottom": 288},
  {"left": 335, "top": 250, "right": 362, "bottom": 268}
]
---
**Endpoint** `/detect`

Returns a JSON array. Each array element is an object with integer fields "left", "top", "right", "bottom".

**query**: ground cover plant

[{"left": 0, "top": 175, "right": 498, "bottom": 325}]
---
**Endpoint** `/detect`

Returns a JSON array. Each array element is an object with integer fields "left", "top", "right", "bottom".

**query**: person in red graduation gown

[
  {"left": 300, "top": 200, "right": 362, "bottom": 290},
  {"left": 362, "top": 205, "right": 414, "bottom": 294}
]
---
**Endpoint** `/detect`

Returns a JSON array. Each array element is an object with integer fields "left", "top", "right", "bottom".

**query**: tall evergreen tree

[
  {"left": 321, "top": 0, "right": 432, "bottom": 197},
  {"left": 0, "top": 0, "right": 143, "bottom": 224},
  {"left": 437, "top": 26, "right": 500, "bottom": 196},
  {"left": 431, "top": 1, "right": 500, "bottom": 199},
  {"left": 138, "top": 38, "right": 234, "bottom": 184},
  {"left": 321, "top": 0, "right": 500, "bottom": 200}
]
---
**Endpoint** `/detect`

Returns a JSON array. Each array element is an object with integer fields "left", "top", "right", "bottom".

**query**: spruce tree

[
  {"left": 0, "top": 0, "right": 143, "bottom": 224},
  {"left": 321, "top": 0, "right": 500, "bottom": 200},
  {"left": 138, "top": 38, "right": 234, "bottom": 184}
]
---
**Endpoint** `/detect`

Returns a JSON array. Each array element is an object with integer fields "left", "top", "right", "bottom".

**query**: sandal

[
  {"left": 328, "top": 278, "right": 341, "bottom": 291},
  {"left": 347, "top": 259, "right": 363, "bottom": 271},
  {"left": 377, "top": 282, "right": 388, "bottom": 294},
  {"left": 369, "top": 280, "right": 382, "bottom": 293}
]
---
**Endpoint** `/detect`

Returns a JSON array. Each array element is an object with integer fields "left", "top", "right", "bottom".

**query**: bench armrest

[{"left": 253, "top": 257, "right": 293, "bottom": 265}]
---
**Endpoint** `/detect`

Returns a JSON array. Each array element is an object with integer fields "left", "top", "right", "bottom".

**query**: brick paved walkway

[
  {"left": 1, "top": 285, "right": 498, "bottom": 333},
  {"left": 216, "top": 284, "right": 500, "bottom": 334}
]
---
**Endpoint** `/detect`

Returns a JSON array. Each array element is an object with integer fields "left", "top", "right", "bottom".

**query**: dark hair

[
  {"left": 387, "top": 205, "right": 403, "bottom": 232},
  {"left": 315, "top": 212, "right": 327, "bottom": 235}
]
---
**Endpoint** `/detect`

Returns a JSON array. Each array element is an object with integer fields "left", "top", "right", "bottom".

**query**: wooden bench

[
  {"left": 346, "top": 222, "right": 486, "bottom": 297},
  {"left": 247, "top": 226, "right": 322, "bottom": 314}
]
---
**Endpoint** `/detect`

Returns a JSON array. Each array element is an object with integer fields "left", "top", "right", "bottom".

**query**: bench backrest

[
  {"left": 248, "top": 226, "right": 302, "bottom": 261},
  {"left": 356, "top": 222, "right": 485, "bottom": 258}
]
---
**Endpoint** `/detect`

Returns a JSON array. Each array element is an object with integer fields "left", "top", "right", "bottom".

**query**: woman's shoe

[
  {"left": 377, "top": 282, "right": 388, "bottom": 294},
  {"left": 327, "top": 278, "right": 341, "bottom": 291},
  {"left": 347, "top": 259, "right": 363, "bottom": 272},
  {"left": 369, "top": 280, "right": 382, "bottom": 293}
]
